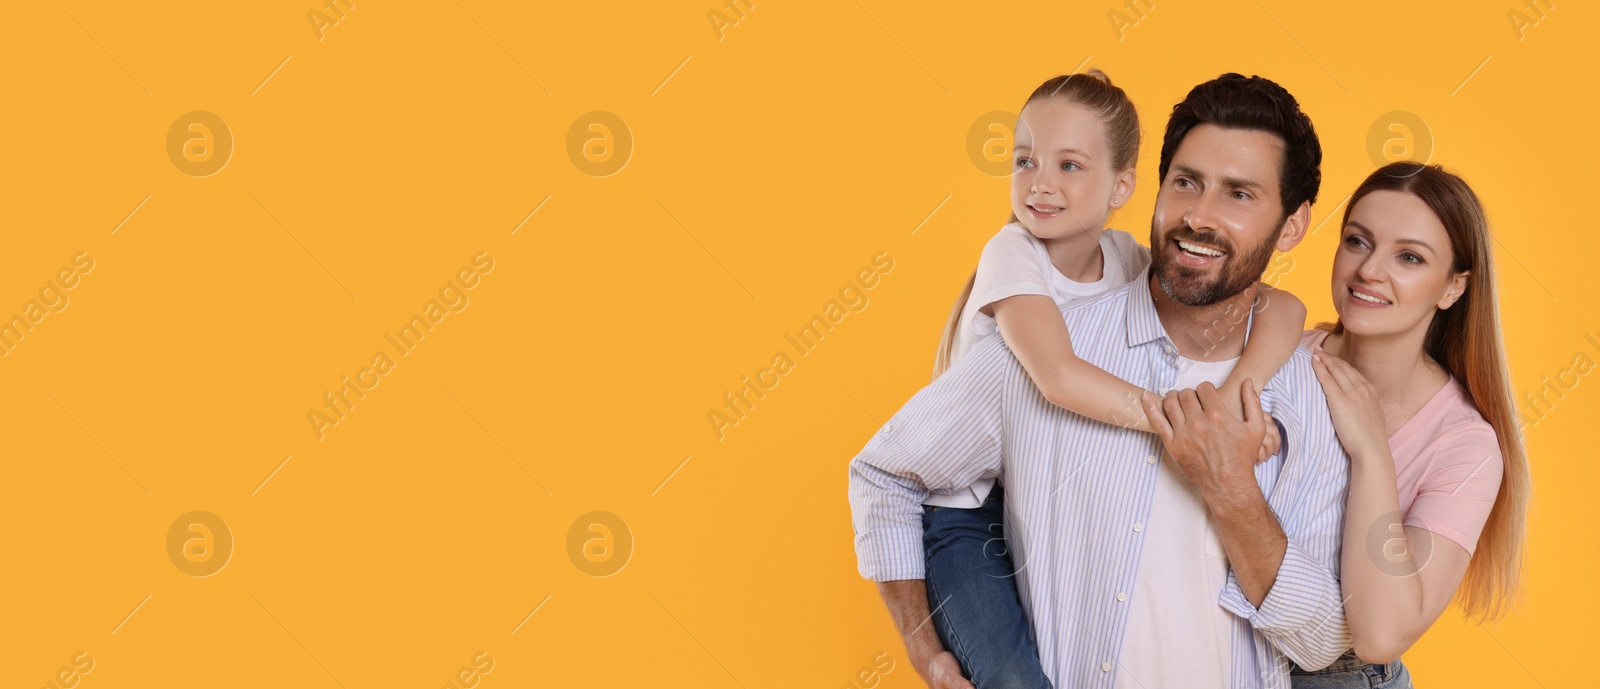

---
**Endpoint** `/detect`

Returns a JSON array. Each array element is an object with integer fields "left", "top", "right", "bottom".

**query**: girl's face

[
  {"left": 1331, "top": 189, "right": 1467, "bottom": 339},
  {"left": 1010, "top": 99, "right": 1126, "bottom": 240}
]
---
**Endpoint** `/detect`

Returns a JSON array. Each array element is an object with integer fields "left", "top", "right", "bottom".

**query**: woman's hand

[{"left": 1309, "top": 344, "right": 1388, "bottom": 459}]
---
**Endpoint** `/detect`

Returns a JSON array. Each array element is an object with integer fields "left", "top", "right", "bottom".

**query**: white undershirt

[{"left": 1115, "top": 354, "right": 1239, "bottom": 689}]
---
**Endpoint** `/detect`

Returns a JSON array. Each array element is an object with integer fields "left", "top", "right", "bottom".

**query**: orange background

[{"left": 2, "top": 1, "right": 1594, "bottom": 687}]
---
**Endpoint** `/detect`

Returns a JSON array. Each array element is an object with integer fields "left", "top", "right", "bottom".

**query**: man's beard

[{"left": 1150, "top": 221, "right": 1280, "bottom": 306}]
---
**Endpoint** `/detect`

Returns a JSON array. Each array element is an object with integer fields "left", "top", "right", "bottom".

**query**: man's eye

[{"left": 1232, "top": 191, "right": 1251, "bottom": 200}]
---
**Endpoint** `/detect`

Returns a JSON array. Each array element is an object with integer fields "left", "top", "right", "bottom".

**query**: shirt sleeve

[
  {"left": 1404, "top": 425, "right": 1504, "bottom": 555},
  {"left": 1216, "top": 353, "right": 1353, "bottom": 671},
  {"left": 968, "top": 227, "right": 1052, "bottom": 338},
  {"left": 848, "top": 333, "right": 1012, "bottom": 581}
]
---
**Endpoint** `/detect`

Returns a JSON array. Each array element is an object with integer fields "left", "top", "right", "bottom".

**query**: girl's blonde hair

[
  {"left": 1319, "top": 161, "right": 1529, "bottom": 621},
  {"left": 932, "top": 69, "right": 1141, "bottom": 380}
]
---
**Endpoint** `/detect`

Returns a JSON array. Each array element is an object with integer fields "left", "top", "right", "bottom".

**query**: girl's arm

[
  {"left": 1311, "top": 348, "right": 1477, "bottom": 664},
  {"left": 1220, "top": 284, "right": 1306, "bottom": 460},
  {"left": 1220, "top": 283, "right": 1306, "bottom": 417},
  {"left": 991, "top": 294, "right": 1153, "bottom": 431}
]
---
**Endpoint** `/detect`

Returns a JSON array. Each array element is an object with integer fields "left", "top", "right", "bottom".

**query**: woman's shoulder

[
  {"left": 1430, "top": 376, "right": 1495, "bottom": 438},
  {"left": 1405, "top": 375, "right": 1505, "bottom": 501},
  {"left": 1404, "top": 375, "right": 1502, "bottom": 470}
]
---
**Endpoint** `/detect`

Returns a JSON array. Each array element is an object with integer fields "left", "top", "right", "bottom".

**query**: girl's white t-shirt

[{"left": 926, "top": 222, "right": 1151, "bottom": 509}]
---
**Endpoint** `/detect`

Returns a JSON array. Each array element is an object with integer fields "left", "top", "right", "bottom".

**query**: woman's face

[
  {"left": 1331, "top": 189, "right": 1467, "bottom": 338},
  {"left": 1009, "top": 99, "right": 1120, "bottom": 240}
]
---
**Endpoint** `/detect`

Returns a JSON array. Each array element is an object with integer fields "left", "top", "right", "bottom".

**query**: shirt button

[
  {"left": 1132, "top": 523, "right": 1143, "bottom": 533},
  {"left": 1101, "top": 661, "right": 1112, "bottom": 672},
  {"left": 1116, "top": 592, "right": 1128, "bottom": 602},
  {"left": 1145, "top": 454, "right": 1157, "bottom": 464}
]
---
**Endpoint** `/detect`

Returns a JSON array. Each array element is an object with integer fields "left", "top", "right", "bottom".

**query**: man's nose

[{"left": 1185, "top": 189, "right": 1222, "bottom": 232}]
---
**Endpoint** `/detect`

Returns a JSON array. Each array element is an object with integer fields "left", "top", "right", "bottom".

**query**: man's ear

[
  {"left": 1110, "top": 168, "right": 1137, "bottom": 209},
  {"left": 1275, "top": 201, "right": 1312, "bottom": 253},
  {"left": 1439, "top": 271, "right": 1470, "bottom": 309}
]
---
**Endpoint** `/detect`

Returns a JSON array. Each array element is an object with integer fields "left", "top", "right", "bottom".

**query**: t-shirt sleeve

[
  {"left": 1404, "top": 425, "right": 1504, "bottom": 555},
  {"left": 968, "top": 227, "right": 1052, "bottom": 338},
  {"left": 1105, "top": 229, "right": 1151, "bottom": 278}
]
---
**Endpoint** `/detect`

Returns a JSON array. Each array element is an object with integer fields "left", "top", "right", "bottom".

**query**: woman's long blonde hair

[
  {"left": 1321, "top": 161, "right": 1529, "bottom": 621},
  {"left": 932, "top": 70, "right": 1142, "bottom": 380}
]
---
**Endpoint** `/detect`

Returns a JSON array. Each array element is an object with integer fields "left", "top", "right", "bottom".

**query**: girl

[
  {"left": 1288, "top": 162, "right": 1529, "bottom": 687},
  {"left": 917, "top": 70, "right": 1307, "bottom": 688}
]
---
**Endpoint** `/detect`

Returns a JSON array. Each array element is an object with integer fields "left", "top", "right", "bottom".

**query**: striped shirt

[{"left": 848, "top": 271, "right": 1352, "bottom": 688}]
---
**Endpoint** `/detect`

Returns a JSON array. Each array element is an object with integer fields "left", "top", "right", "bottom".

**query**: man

[{"left": 848, "top": 73, "right": 1351, "bottom": 689}]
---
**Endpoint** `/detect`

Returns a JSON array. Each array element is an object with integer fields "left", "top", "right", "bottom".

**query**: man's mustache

[{"left": 1160, "top": 223, "right": 1235, "bottom": 256}]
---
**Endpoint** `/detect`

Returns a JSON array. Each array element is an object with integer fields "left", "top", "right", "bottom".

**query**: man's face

[{"left": 1150, "top": 124, "right": 1293, "bottom": 306}]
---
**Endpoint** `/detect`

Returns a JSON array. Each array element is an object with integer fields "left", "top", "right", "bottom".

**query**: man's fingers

[
  {"left": 1177, "top": 388, "right": 1204, "bottom": 419},
  {"left": 926, "top": 651, "right": 974, "bottom": 689},
  {"left": 1196, "top": 381, "right": 1223, "bottom": 413},
  {"left": 1241, "top": 379, "right": 1264, "bottom": 427},
  {"left": 1161, "top": 391, "right": 1186, "bottom": 427}
]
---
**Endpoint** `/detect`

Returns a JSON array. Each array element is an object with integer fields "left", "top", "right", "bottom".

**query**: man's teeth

[
  {"left": 1177, "top": 240, "right": 1224, "bottom": 257},
  {"left": 1351, "top": 289, "right": 1390, "bottom": 304}
]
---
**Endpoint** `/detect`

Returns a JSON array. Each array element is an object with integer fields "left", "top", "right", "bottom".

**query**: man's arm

[
  {"left": 877, "top": 581, "right": 974, "bottom": 689},
  {"left": 1140, "top": 378, "right": 1351, "bottom": 670},
  {"left": 849, "top": 334, "right": 1013, "bottom": 681}
]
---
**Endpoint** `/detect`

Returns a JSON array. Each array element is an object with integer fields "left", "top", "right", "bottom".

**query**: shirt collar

[
  {"left": 1132, "top": 270, "right": 1282, "bottom": 398},
  {"left": 1126, "top": 268, "right": 1168, "bottom": 349}
]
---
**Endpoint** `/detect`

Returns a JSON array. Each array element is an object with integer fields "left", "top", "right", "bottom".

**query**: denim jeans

[
  {"left": 1290, "top": 649, "right": 1413, "bottom": 688},
  {"left": 921, "top": 484, "right": 1052, "bottom": 689}
]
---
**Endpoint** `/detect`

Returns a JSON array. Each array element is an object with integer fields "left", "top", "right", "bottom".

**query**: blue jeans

[
  {"left": 1290, "top": 649, "right": 1412, "bottom": 688},
  {"left": 922, "top": 484, "right": 1052, "bottom": 689}
]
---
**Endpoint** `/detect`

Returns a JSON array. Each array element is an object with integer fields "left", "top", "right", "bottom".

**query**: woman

[{"left": 1290, "top": 161, "right": 1530, "bottom": 687}]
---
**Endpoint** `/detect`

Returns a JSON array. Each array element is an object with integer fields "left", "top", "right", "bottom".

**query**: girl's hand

[
  {"left": 1256, "top": 419, "right": 1281, "bottom": 465},
  {"left": 1309, "top": 344, "right": 1388, "bottom": 459}
]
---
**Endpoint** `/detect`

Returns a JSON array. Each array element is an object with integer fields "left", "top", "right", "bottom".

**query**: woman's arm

[
  {"left": 1311, "top": 348, "right": 1476, "bottom": 664},
  {"left": 991, "top": 294, "right": 1153, "bottom": 431}
]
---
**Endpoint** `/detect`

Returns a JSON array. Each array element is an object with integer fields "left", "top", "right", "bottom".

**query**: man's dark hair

[{"left": 1157, "top": 73, "right": 1322, "bottom": 219}]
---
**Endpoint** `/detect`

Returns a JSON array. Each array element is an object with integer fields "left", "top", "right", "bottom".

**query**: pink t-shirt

[{"left": 1302, "top": 329, "right": 1503, "bottom": 554}]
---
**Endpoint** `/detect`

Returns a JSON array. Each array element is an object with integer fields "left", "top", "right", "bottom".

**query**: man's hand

[
  {"left": 875, "top": 580, "right": 974, "bottom": 689},
  {"left": 920, "top": 650, "right": 974, "bottom": 689},
  {"left": 1140, "top": 380, "right": 1286, "bottom": 606},
  {"left": 1140, "top": 380, "right": 1266, "bottom": 510}
]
